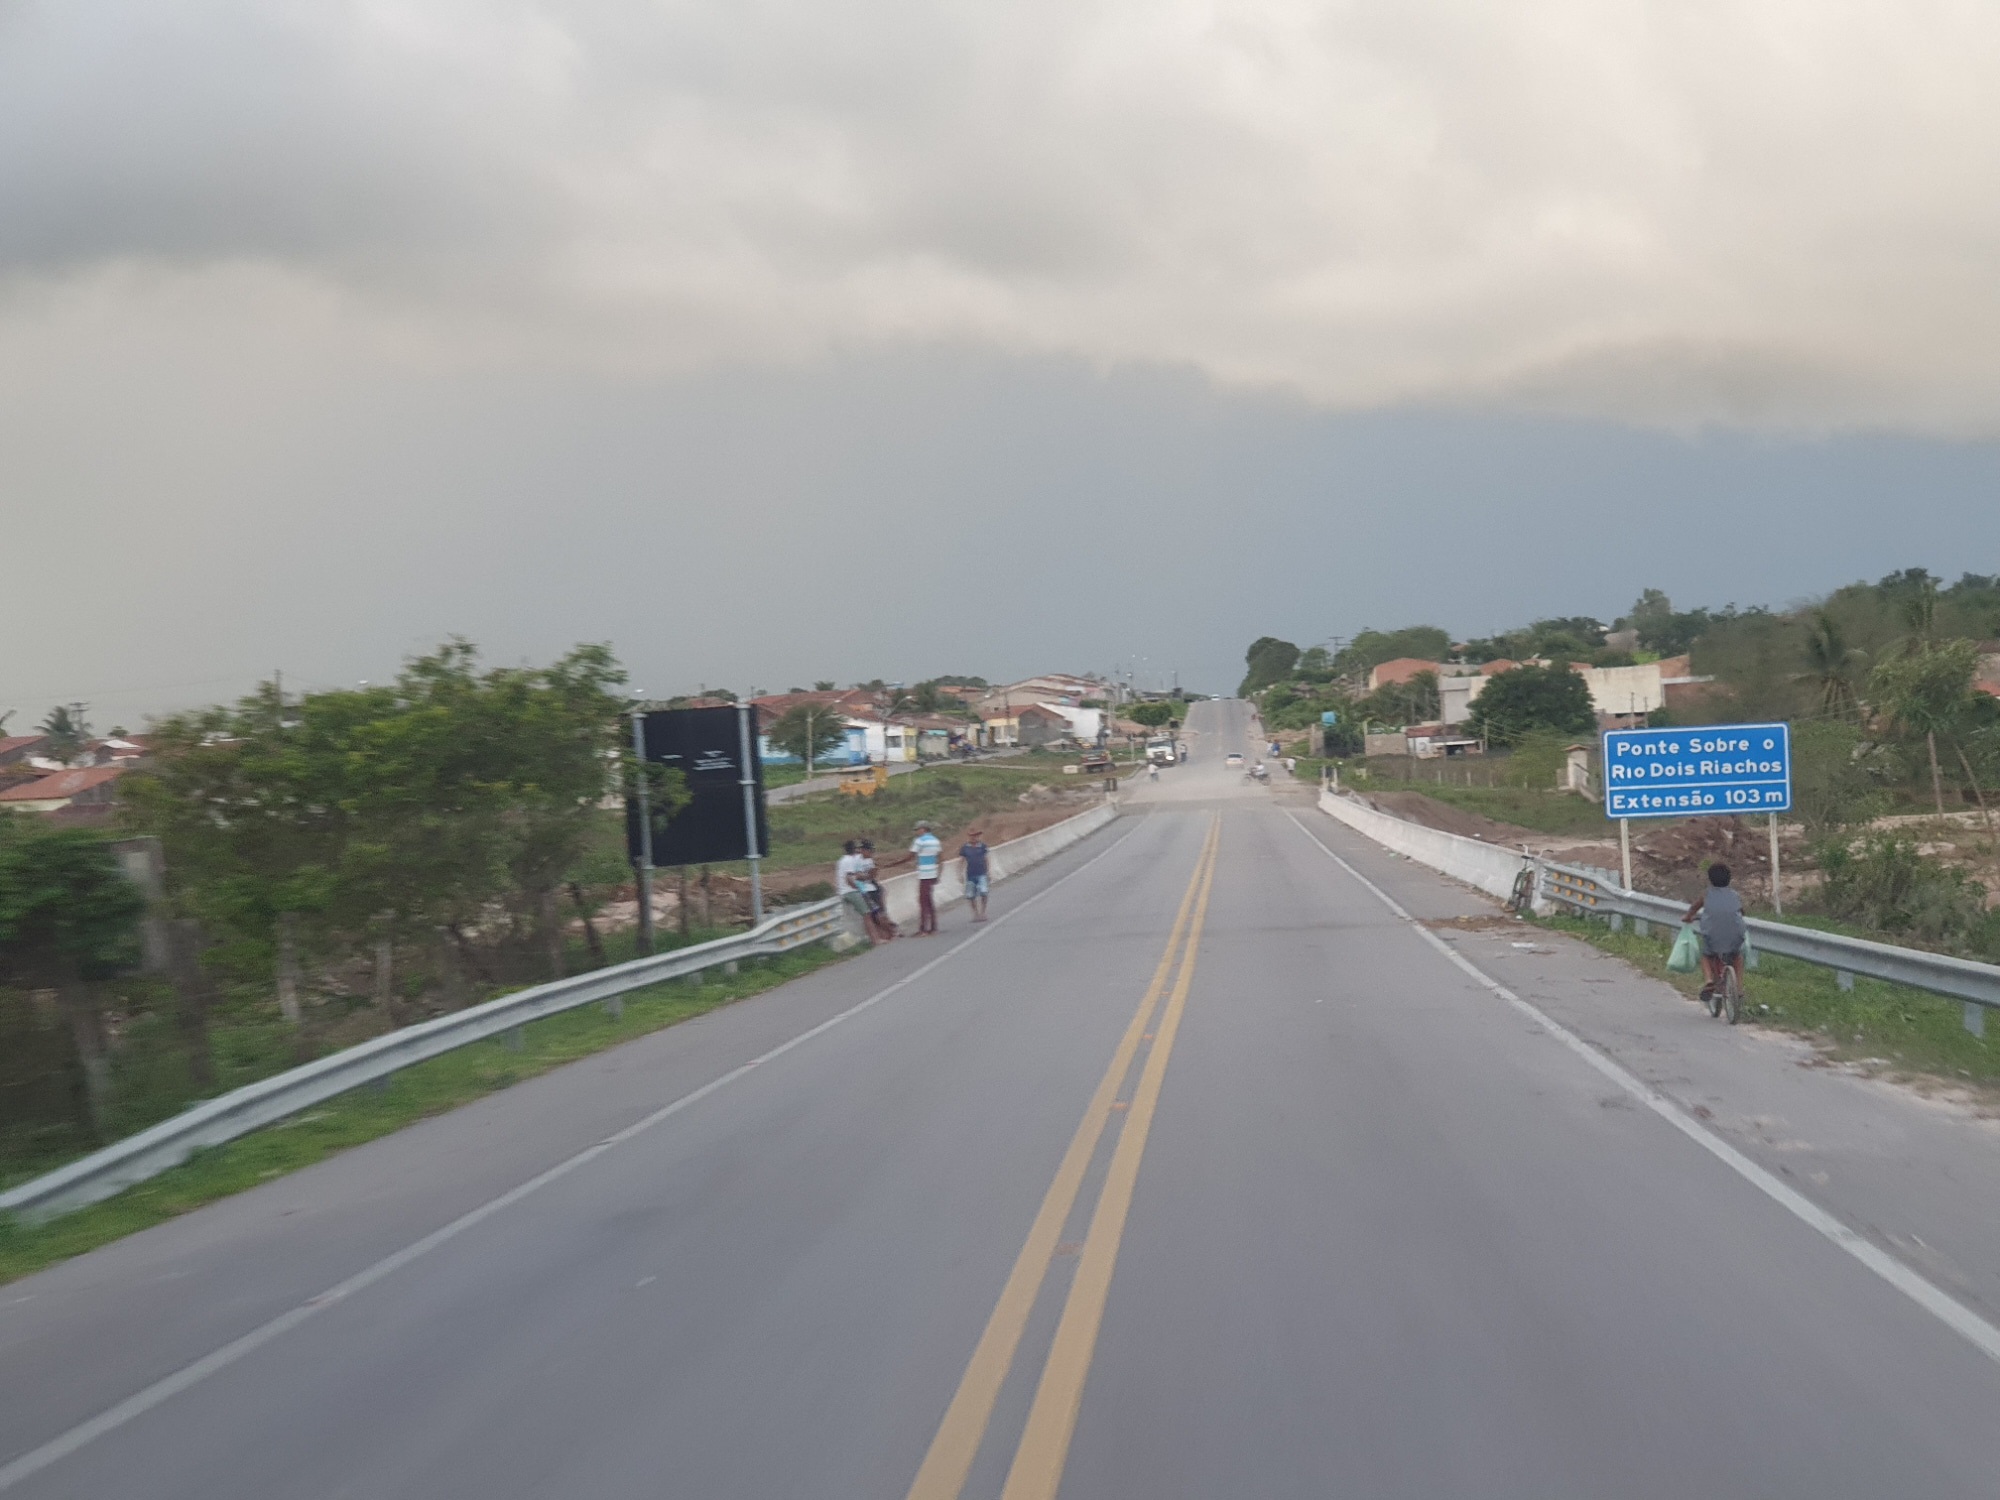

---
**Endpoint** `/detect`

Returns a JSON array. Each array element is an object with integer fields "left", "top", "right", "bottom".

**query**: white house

[{"left": 1035, "top": 704, "right": 1104, "bottom": 743}]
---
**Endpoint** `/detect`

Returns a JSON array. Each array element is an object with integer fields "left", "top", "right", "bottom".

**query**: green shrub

[
  {"left": 1789, "top": 720, "right": 1881, "bottom": 839},
  {"left": 1814, "top": 833, "right": 1989, "bottom": 951}
]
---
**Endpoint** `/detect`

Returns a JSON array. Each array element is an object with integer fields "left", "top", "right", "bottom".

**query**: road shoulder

[{"left": 1297, "top": 808, "right": 2000, "bottom": 1327}]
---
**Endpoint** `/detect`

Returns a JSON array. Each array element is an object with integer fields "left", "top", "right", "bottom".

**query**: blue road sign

[
  {"left": 1321, "top": 711, "right": 1339, "bottom": 726},
  {"left": 1602, "top": 722, "right": 1791, "bottom": 819}
]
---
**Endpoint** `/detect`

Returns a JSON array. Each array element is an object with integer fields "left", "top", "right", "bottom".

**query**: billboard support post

[
  {"left": 738, "top": 705, "right": 764, "bottom": 924},
  {"left": 631, "top": 706, "right": 655, "bottom": 956},
  {"left": 1770, "top": 814, "right": 1783, "bottom": 915},
  {"left": 1619, "top": 818, "right": 1632, "bottom": 892}
]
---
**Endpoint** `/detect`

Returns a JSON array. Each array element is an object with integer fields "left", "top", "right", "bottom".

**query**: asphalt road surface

[{"left": 7, "top": 699, "right": 2000, "bottom": 1497}]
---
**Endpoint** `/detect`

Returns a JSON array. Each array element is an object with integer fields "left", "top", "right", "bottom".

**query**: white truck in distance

[{"left": 1146, "top": 737, "right": 1177, "bottom": 766}]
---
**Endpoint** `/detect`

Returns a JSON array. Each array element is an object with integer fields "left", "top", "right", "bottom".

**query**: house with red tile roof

[
  {"left": 0, "top": 735, "right": 48, "bottom": 769},
  {"left": 0, "top": 765, "right": 127, "bottom": 813}
]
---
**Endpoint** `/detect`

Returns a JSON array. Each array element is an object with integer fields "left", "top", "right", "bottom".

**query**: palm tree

[
  {"left": 1796, "top": 610, "right": 1861, "bottom": 719},
  {"left": 1870, "top": 640, "right": 1979, "bottom": 818},
  {"left": 38, "top": 703, "right": 90, "bottom": 764}
]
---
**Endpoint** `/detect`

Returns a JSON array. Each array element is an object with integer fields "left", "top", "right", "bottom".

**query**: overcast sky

[{"left": 5, "top": 0, "right": 1999, "bottom": 725}]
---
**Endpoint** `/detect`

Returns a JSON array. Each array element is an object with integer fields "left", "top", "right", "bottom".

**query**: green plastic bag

[{"left": 1667, "top": 923, "right": 1700, "bottom": 974}]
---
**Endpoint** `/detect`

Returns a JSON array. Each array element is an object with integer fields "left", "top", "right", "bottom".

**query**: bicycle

[
  {"left": 1704, "top": 957, "right": 1744, "bottom": 1024},
  {"left": 1505, "top": 858, "right": 1537, "bottom": 915}
]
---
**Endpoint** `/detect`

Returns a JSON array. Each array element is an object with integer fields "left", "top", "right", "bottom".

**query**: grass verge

[
  {"left": 0, "top": 940, "right": 848, "bottom": 1287},
  {"left": 1400, "top": 784, "right": 1615, "bottom": 837},
  {"left": 1540, "top": 913, "right": 2000, "bottom": 1090}
]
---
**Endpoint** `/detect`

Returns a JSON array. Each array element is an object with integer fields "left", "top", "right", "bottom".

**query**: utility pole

[
  {"left": 737, "top": 704, "right": 764, "bottom": 923},
  {"left": 631, "top": 704, "right": 655, "bottom": 955}
]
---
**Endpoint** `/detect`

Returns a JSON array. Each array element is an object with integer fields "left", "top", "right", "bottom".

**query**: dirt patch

[{"left": 1422, "top": 915, "right": 1527, "bottom": 932}]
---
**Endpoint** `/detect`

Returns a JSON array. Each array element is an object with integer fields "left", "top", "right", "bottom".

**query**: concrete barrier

[
  {"left": 876, "top": 799, "right": 1120, "bottom": 927},
  {"left": 1317, "top": 786, "right": 1533, "bottom": 907}
]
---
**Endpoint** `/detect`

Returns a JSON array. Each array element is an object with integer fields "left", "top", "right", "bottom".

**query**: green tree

[
  {"left": 1239, "top": 637, "right": 1300, "bottom": 696},
  {"left": 813, "top": 680, "right": 836, "bottom": 692},
  {"left": 39, "top": 704, "right": 91, "bottom": 764},
  {"left": 1354, "top": 672, "right": 1440, "bottom": 728},
  {"left": 768, "top": 702, "right": 851, "bottom": 771},
  {"left": 0, "top": 822, "right": 144, "bottom": 1135},
  {"left": 1128, "top": 701, "right": 1178, "bottom": 728},
  {"left": 1870, "top": 638, "right": 1982, "bottom": 819},
  {"left": 1295, "top": 646, "right": 1334, "bottom": 681},
  {"left": 1619, "top": 591, "right": 1713, "bottom": 656},
  {"left": 124, "top": 639, "right": 637, "bottom": 1009},
  {"left": 1333, "top": 626, "right": 1451, "bottom": 677},
  {"left": 1465, "top": 665, "right": 1596, "bottom": 746}
]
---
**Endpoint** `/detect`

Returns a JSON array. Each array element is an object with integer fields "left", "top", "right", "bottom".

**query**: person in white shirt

[
  {"left": 835, "top": 839, "right": 890, "bottom": 944},
  {"left": 910, "top": 820, "right": 944, "bottom": 934},
  {"left": 857, "top": 839, "right": 897, "bottom": 940}
]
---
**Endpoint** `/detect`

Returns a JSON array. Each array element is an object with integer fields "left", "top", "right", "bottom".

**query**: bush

[
  {"left": 1789, "top": 721, "right": 1881, "bottom": 839},
  {"left": 1814, "top": 834, "right": 1990, "bottom": 951}
]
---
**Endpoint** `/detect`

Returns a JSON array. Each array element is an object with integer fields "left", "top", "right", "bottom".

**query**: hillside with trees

[{"left": 1243, "top": 566, "right": 2000, "bottom": 959}]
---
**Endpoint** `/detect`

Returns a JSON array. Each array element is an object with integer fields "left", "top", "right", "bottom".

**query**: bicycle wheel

[
  {"left": 1722, "top": 965, "right": 1742, "bottom": 1026},
  {"left": 1704, "top": 975, "right": 1722, "bottom": 1018}
]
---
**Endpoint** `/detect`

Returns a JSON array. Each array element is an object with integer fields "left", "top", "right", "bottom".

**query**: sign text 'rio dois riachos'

[{"left": 1601, "top": 722, "right": 1791, "bottom": 820}]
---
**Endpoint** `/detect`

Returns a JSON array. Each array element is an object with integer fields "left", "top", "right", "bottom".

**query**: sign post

[
  {"left": 737, "top": 704, "right": 764, "bottom": 923},
  {"left": 1770, "top": 814, "right": 1783, "bottom": 915},
  {"left": 630, "top": 706, "right": 655, "bottom": 955},
  {"left": 1602, "top": 722, "right": 1793, "bottom": 906}
]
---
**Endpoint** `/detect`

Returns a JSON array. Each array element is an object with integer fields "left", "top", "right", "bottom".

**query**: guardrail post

[
  {"left": 1837, "top": 970, "right": 1854, "bottom": 992},
  {"left": 507, "top": 1026, "right": 525, "bottom": 1052},
  {"left": 1966, "top": 1004, "right": 1985, "bottom": 1038},
  {"left": 1610, "top": 914, "right": 1623, "bottom": 933},
  {"left": 603, "top": 995, "right": 624, "bottom": 1019},
  {"left": 1634, "top": 917, "right": 1650, "bottom": 938}
]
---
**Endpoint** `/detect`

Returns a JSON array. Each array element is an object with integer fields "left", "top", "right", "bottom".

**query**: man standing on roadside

[
  {"left": 960, "top": 827, "right": 991, "bottom": 923},
  {"left": 911, "top": 820, "right": 943, "bottom": 934}
]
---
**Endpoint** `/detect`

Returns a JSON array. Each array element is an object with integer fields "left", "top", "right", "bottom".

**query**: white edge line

[
  {"left": 1282, "top": 808, "right": 2000, "bottom": 1369},
  {"left": 0, "top": 817, "right": 1143, "bottom": 1492}
]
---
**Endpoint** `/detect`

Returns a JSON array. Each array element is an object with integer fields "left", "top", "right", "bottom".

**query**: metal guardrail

[
  {"left": 0, "top": 899, "right": 853, "bottom": 1223},
  {"left": 1535, "top": 859, "right": 2000, "bottom": 1034}
]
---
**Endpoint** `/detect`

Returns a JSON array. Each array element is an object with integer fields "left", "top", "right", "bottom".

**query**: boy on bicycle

[{"left": 1684, "top": 862, "right": 1747, "bottom": 1007}]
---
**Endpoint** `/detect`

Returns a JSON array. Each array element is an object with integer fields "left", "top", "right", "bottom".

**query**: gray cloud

[{"left": 6, "top": 0, "right": 2000, "bottom": 427}]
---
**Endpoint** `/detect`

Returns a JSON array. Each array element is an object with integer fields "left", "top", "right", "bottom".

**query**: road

[{"left": 7, "top": 698, "right": 2000, "bottom": 1496}]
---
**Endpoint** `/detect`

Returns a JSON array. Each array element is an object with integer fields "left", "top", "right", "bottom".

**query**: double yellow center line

[{"left": 906, "top": 817, "right": 1221, "bottom": 1500}]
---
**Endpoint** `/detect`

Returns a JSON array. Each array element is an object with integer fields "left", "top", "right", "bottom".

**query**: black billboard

[{"left": 626, "top": 706, "right": 770, "bottom": 867}]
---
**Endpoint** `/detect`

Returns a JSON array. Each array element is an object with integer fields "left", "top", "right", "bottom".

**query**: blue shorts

[{"left": 965, "top": 874, "right": 989, "bottom": 898}]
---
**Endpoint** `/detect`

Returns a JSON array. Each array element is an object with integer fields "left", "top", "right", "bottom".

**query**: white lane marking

[
  {"left": 1283, "top": 809, "right": 2000, "bottom": 1370},
  {"left": 0, "top": 819, "right": 1145, "bottom": 1492}
]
